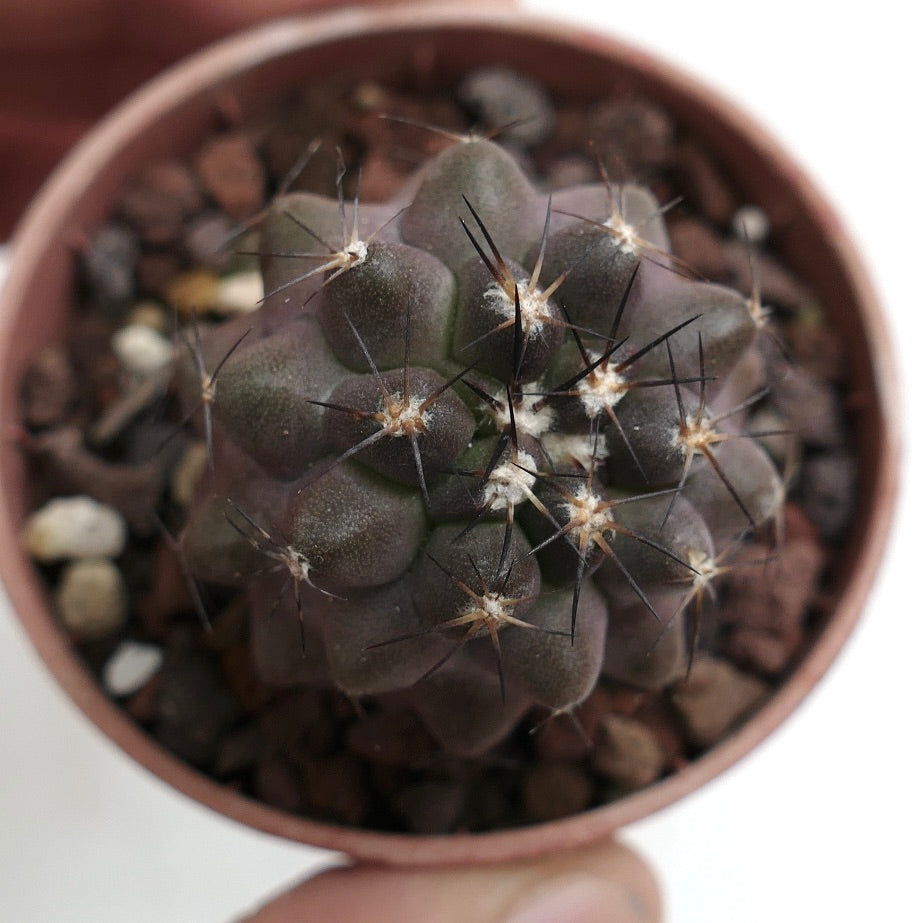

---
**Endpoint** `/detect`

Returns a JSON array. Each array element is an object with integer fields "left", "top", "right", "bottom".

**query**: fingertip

[
  {"left": 243, "top": 839, "right": 660, "bottom": 923},
  {"left": 496, "top": 840, "right": 661, "bottom": 923}
]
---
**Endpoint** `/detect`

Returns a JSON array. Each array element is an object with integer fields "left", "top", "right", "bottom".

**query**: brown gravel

[
  {"left": 522, "top": 762, "right": 595, "bottom": 822},
  {"left": 593, "top": 714, "right": 666, "bottom": 790},
  {"left": 194, "top": 134, "right": 266, "bottom": 221},
  {"left": 672, "top": 655, "right": 770, "bottom": 748},
  {"left": 119, "top": 160, "right": 203, "bottom": 245},
  {"left": 19, "top": 345, "right": 77, "bottom": 428}
]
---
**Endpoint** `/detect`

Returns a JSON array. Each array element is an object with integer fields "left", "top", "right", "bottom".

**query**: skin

[
  {"left": 244, "top": 841, "right": 660, "bottom": 922},
  {"left": 0, "top": 3, "right": 661, "bottom": 919}
]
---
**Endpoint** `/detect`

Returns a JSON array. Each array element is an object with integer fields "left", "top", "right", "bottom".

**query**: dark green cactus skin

[{"left": 179, "top": 138, "right": 782, "bottom": 756}]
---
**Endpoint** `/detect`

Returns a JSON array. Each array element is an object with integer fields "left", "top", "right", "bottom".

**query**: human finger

[{"left": 241, "top": 838, "right": 661, "bottom": 923}]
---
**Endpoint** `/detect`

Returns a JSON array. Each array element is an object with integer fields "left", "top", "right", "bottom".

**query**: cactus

[{"left": 177, "top": 136, "right": 783, "bottom": 757}]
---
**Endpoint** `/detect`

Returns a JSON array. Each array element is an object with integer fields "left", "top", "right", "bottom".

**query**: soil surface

[{"left": 18, "top": 65, "right": 857, "bottom": 833}]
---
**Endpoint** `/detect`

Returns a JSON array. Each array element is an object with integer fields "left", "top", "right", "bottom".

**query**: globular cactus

[{"left": 178, "top": 137, "right": 782, "bottom": 757}]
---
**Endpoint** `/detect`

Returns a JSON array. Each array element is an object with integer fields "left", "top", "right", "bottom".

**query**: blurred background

[{"left": 1, "top": 1, "right": 917, "bottom": 919}]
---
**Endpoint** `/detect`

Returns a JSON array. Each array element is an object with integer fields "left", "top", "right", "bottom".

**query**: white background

[{"left": 1, "top": 1, "right": 919, "bottom": 920}]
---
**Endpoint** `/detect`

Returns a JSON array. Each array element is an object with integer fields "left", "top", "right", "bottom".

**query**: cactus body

[{"left": 180, "top": 137, "right": 782, "bottom": 756}]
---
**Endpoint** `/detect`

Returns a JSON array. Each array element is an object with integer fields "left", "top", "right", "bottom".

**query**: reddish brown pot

[{"left": 0, "top": 8, "right": 899, "bottom": 865}]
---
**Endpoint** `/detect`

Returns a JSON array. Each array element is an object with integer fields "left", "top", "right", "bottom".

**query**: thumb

[{"left": 241, "top": 838, "right": 660, "bottom": 923}]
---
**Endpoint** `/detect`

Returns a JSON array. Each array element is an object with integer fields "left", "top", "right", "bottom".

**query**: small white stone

[
  {"left": 21, "top": 496, "right": 127, "bottom": 561},
  {"left": 125, "top": 300, "right": 170, "bottom": 334},
  {"left": 214, "top": 270, "right": 263, "bottom": 314},
  {"left": 171, "top": 441, "right": 209, "bottom": 508},
  {"left": 111, "top": 323, "right": 175, "bottom": 376},
  {"left": 55, "top": 558, "right": 128, "bottom": 639},
  {"left": 731, "top": 205, "right": 771, "bottom": 244},
  {"left": 102, "top": 641, "right": 164, "bottom": 696}
]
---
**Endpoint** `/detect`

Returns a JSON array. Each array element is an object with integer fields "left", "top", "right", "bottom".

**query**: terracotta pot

[{"left": 0, "top": 7, "right": 899, "bottom": 866}]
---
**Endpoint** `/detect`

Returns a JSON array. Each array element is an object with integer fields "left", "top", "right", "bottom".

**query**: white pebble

[
  {"left": 215, "top": 270, "right": 263, "bottom": 314},
  {"left": 170, "top": 441, "right": 209, "bottom": 508},
  {"left": 112, "top": 323, "right": 175, "bottom": 376},
  {"left": 103, "top": 641, "right": 164, "bottom": 696},
  {"left": 731, "top": 205, "right": 771, "bottom": 244},
  {"left": 125, "top": 300, "right": 170, "bottom": 333},
  {"left": 21, "top": 496, "right": 127, "bottom": 561},
  {"left": 55, "top": 559, "right": 128, "bottom": 639}
]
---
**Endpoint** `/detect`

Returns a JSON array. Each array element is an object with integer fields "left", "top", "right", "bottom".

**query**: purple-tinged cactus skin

[{"left": 178, "top": 137, "right": 783, "bottom": 756}]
